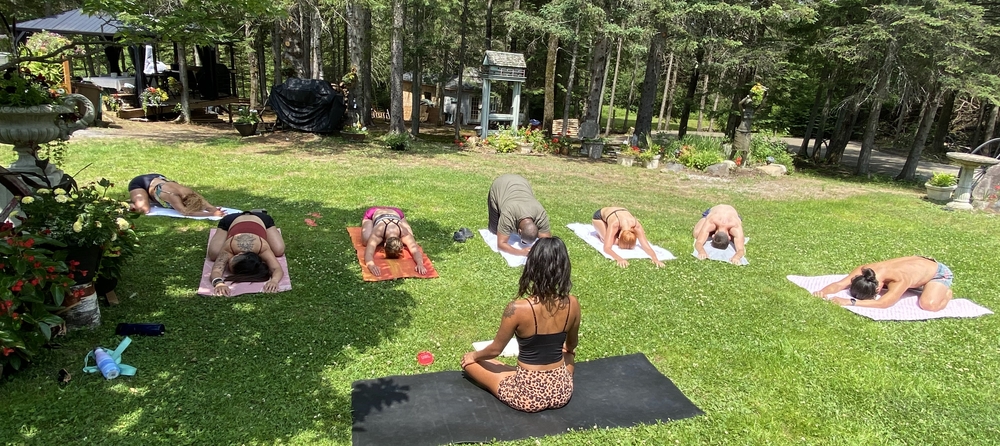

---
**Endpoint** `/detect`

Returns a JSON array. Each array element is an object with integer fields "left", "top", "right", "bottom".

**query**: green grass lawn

[{"left": 2, "top": 126, "right": 999, "bottom": 444}]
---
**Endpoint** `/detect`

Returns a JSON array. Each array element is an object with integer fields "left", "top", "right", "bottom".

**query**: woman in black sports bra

[
  {"left": 207, "top": 211, "right": 286, "bottom": 296},
  {"left": 461, "top": 237, "right": 581, "bottom": 412},
  {"left": 361, "top": 206, "right": 427, "bottom": 277},
  {"left": 127, "top": 173, "right": 224, "bottom": 217},
  {"left": 592, "top": 207, "right": 664, "bottom": 268}
]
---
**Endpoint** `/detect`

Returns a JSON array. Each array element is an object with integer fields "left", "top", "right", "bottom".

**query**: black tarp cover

[{"left": 268, "top": 78, "right": 346, "bottom": 133}]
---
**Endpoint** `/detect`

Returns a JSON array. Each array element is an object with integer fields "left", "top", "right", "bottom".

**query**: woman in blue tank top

[{"left": 461, "top": 237, "right": 581, "bottom": 412}]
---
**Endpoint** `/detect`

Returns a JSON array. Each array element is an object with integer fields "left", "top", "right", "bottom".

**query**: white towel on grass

[
  {"left": 145, "top": 206, "right": 241, "bottom": 221},
  {"left": 566, "top": 223, "right": 676, "bottom": 261},
  {"left": 478, "top": 229, "right": 529, "bottom": 267},
  {"left": 691, "top": 237, "right": 749, "bottom": 265},
  {"left": 472, "top": 339, "right": 519, "bottom": 357},
  {"left": 787, "top": 274, "right": 993, "bottom": 321}
]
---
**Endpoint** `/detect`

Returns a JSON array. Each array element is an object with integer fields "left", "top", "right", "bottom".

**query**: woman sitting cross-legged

[
  {"left": 461, "top": 236, "right": 581, "bottom": 413},
  {"left": 128, "top": 173, "right": 224, "bottom": 217},
  {"left": 207, "top": 211, "right": 286, "bottom": 296},
  {"left": 361, "top": 206, "right": 427, "bottom": 277},
  {"left": 592, "top": 207, "right": 664, "bottom": 268}
]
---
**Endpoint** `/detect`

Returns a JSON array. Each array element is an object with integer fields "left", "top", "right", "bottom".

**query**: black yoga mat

[{"left": 351, "top": 353, "right": 703, "bottom": 446}]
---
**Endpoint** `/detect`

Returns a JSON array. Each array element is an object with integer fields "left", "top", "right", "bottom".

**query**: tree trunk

[
  {"left": 799, "top": 83, "right": 824, "bottom": 157},
  {"left": 272, "top": 21, "right": 283, "bottom": 88},
  {"left": 696, "top": 54, "right": 711, "bottom": 131},
  {"left": 255, "top": 25, "right": 267, "bottom": 107},
  {"left": 595, "top": 41, "right": 612, "bottom": 129},
  {"left": 582, "top": 34, "right": 609, "bottom": 126},
  {"left": 347, "top": 1, "right": 373, "bottom": 126},
  {"left": 930, "top": 89, "right": 956, "bottom": 154},
  {"left": 981, "top": 103, "right": 998, "bottom": 155},
  {"left": 857, "top": 49, "right": 893, "bottom": 174},
  {"left": 677, "top": 47, "right": 704, "bottom": 140},
  {"left": 633, "top": 33, "right": 663, "bottom": 144},
  {"left": 389, "top": 0, "right": 405, "bottom": 133},
  {"left": 410, "top": 3, "right": 422, "bottom": 135},
  {"left": 543, "top": 33, "right": 558, "bottom": 137},
  {"left": 507, "top": 0, "right": 520, "bottom": 51},
  {"left": 657, "top": 53, "right": 673, "bottom": 131},
  {"left": 310, "top": 7, "right": 322, "bottom": 79},
  {"left": 620, "top": 53, "right": 639, "bottom": 134},
  {"left": 485, "top": 0, "right": 493, "bottom": 51},
  {"left": 175, "top": 42, "right": 191, "bottom": 124},
  {"left": 454, "top": 0, "right": 470, "bottom": 140},
  {"left": 664, "top": 57, "right": 679, "bottom": 134},
  {"left": 560, "top": 18, "right": 581, "bottom": 137},
  {"left": 894, "top": 89, "right": 908, "bottom": 138},
  {"left": 812, "top": 86, "right": 832, "bottom": 161},
  {"left": 603, "top": 38, "right": 622, "bottom": 137},
  {"left": 247, "top": 24, "right": 260, "bottom": 110},
  {"left": 896, "top": 87, "right": 943, "bottom": 181},
  {"left": 826, "top": 94, "right": 862, "bottom": 165}
]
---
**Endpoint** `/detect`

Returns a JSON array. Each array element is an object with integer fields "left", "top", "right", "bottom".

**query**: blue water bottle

[{"left": 94, "top": 347, "right": 120, "bottom": 380}]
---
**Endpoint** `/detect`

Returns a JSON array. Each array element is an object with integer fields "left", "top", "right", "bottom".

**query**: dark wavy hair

[
  {"left": 711, "top": 231, "right": 731, "bottom": 250},
  {"left": 849, "top": 267, "right": 879, "bottom": 300},
  {"left": 226, "top": 252, "right": 270, "bottom": 283},
  {"left": 518, "top": 237, "right": 572, "bottom": 311}
]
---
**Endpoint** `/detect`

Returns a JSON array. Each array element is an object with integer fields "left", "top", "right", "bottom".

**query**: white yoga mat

[
  {"left": 787, "top": 274, "right": 993, "bottom": 321},
  {"left": 566, "top": 223, "right": 676, "bottom": 261},
  {"left": 472, "top": 339, "right": 519, "bottom": 357},
  {"left": 478, "top": 229, "right": 528, "bottom": 267},
  {"left": 145, "top": 206, "right": 241, "bottom": 221},
  {"left": 691, "top": 237, "right": 749, "bottom": 265}
]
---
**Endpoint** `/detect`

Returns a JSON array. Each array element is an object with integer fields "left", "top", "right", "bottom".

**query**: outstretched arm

[
  {"left": 693, "top": 224, "right": 710, "bottom": 259},
  {"left": 260, "top": 250, "right": 284, "bottom": 293},
  {"left": 813, "top": 265, "right": 865, "bottom": 297},
  {"left": 497, "top": 233, "right": 529, "bottom": 256},
  {"left": 635, "top": 223, "right": 663, "bottom": 268},
  {"left": 831, "top": 283, "right": 904, "bottom": 309},
  {"left": 730, "top": 225, "right": 747, "bottom": 264},
  {"left": 364, "top": 237, "right": 383, "bottom": 276},
  {"left": 402, "top": 234, "right": 427, "bottom": 275},
  {"left": 603, "top": 222, "right": 627, "bottom": 268},
  {"left": 210, "top": 251, "right": 232, "bottom": 296}
]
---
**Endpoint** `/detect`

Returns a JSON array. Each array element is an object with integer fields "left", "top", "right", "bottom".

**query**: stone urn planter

[
  {"left": 582, "top": 140, "right": 605, "bottom": 160},
  {"left": 1, "top": 94, "right": 95, "bottom": 187},
  {"left": 619, "top": 156, "right": 635, "bottom": 167},
  {"left": 645, "top": 155, "right": 662, "bottom": 169},
  {"left": 925, "top": 183, "right": 957, "bottom": 203},
  {"left": 518, "top": 142, "right": 533, "bottom": 154},
  {"left": 234, "top": 122, "right": 258, "bottom": 137}
]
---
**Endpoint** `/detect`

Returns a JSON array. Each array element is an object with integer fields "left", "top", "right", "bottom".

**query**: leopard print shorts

[{"left": 496, "top": 365, "right": 573, "bottom": 413}]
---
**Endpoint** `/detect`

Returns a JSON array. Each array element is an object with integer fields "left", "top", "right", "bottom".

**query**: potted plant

[
  {"left": 139, "top": 86, "right": 169, "bottom": 118},
  {"left": 485, "top": 127, "right": 519, "bottom": 153},
  {"left": 618, "top": 145, "right": 640, "bottom": 167},
  {"left": 925, "top": 172, "right": 958, "bottom": 203},
  {"left": 0, "top": 65, "right": 95, "bottom": 192},
  {"left": 341, "top": 121, "right": 369, "bottom": 142},
  {"left": 233, "top": 106, "right": 261, "bottom": 137},
  {"left": 381, "top": 131, "right": 411, "bottom": 151},
  {"left": 18, "top": 179, "right": 138, "bottom": 286},
  {"left": 1, "top": 223, "right": 79, "bottom": 375}
]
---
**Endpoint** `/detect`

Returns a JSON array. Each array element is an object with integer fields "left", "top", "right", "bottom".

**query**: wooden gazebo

[{"left": 479, "top": 51, "right": 526, "bottom": 138}]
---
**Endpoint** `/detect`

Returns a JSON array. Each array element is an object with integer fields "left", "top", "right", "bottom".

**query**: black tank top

[{"left": 516, "top": 299, "right": 571, "bottom": 365}]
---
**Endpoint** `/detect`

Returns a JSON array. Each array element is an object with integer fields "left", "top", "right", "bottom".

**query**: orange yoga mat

[{"left": 347, "top": 227, "right": 439, "bottom": 281}]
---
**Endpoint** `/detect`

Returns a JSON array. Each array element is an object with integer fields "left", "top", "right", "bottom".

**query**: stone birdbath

[{"left": 945, "top": 152, "right": 1000, "bottom": 210}]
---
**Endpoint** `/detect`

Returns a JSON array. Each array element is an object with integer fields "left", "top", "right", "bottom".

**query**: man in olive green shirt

[{"left": 487, "top": 174, "right": 551, "bottom": 256}]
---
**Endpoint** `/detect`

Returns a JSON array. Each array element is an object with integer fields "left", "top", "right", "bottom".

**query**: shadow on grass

[{"left": 2, "top": 187, "right": 459, "bottom": 444}]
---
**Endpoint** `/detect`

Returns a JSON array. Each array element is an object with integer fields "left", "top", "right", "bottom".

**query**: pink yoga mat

[
  {"left": 197, "top": 229, "right": 292, "bottom": 296},
  {"left": 787, "top": 275, "right": 992, "bottom": 321}
]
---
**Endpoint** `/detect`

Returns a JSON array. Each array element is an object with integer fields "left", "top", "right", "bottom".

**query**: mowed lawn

[{"left": 2, "top": 124, "right": 999, "bottom": 445}]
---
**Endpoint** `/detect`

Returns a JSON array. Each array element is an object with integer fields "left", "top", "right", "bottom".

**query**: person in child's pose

[
  {"left": 591, "top": 207, "right": 664, "bottom": 268},
  {"left": 812, "top": 256, "right": 954, "bottom": 311},
  {"left": 207, "top": 211, "right": 286, "bottom": 296},
  {"left": 361, "top": 206, "right": 427, "bottom": 277},
  {"left": 128, "top": 173, "right": 224, "bottom": 217},
  {"left": 693, "top": 204, "right": 745, "bottom": 264}
]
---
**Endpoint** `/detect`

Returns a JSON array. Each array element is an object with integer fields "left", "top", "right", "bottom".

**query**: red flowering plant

[
  {"left": 0, "top": 222, "right": 78, "bottom": 373},
  {"left": 619, "top": 145, "right": 642, "bottom": 159}
]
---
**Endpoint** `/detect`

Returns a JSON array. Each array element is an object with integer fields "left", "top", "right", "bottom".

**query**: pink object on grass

[{"left": 417, "top": 351, "right": 434, "bottom": 366}]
